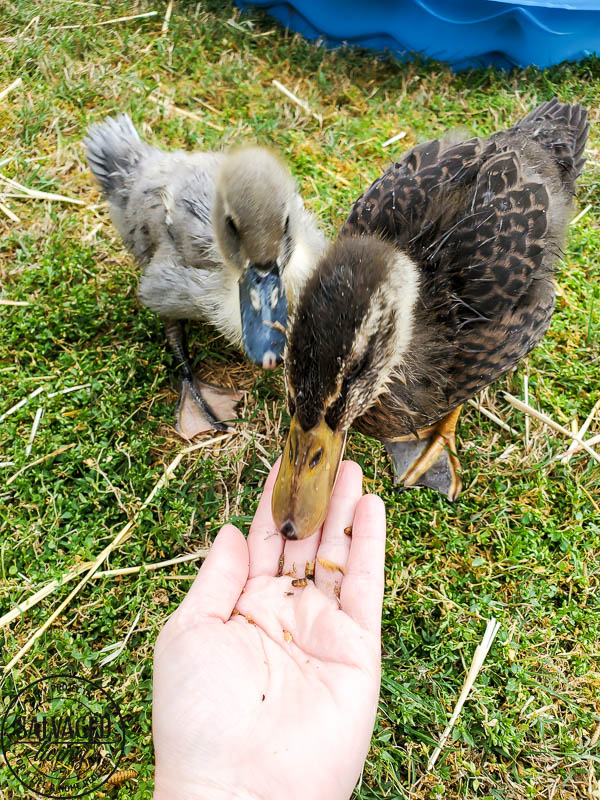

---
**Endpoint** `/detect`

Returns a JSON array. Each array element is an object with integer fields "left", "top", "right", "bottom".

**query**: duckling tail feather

[
  {"left": 84, "top": 114, "right": 149, "bottom": 202},
  {"left": 515, "top": 98, "right": 590, "bottom": 188}
]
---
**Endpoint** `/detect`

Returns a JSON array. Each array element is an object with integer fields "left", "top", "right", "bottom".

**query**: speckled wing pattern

[
  {"left": 341, "top": 137, "right": 489, "bottom": 250},
  {"left": 431, "top": 149, "right": 555, "bottom": 408},
  {"left": 342, "top": 102, "right": 588, "bottom": 427}
]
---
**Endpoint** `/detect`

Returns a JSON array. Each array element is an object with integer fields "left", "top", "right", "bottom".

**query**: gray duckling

[{"left": 85, "top": 115, "right": 325, "bottom": 438}]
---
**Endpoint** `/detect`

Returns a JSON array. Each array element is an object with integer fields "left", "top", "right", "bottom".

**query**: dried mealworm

[
  {"left": 317, "top": 557, "right": 345, "bottom": 575},
  {"left": 106, "top": 769, "right": 138, "bottom": 787}
]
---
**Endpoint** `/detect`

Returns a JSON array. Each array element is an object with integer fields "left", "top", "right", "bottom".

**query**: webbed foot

[
  {"left": 384, "top": 405, "right": 463, "bottom": 501},
  {"left": 176, "top": 378, "right": 243, "bottom": 439}
]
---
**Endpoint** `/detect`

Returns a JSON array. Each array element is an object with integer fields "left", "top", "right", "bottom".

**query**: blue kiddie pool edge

[{"left": 236, "top": 0, "right": 600, "bottom": 69}]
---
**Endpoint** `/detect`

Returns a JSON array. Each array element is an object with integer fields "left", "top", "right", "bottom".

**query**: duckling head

[
  {"left": 272, "top": 235, "right": 420, "bottom": 539},
  {"left": 213, "top": 147, "right": 302, "bottom": 370}
]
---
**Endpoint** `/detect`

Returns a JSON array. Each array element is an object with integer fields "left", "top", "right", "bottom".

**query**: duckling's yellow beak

[{"left": 272, "top": 415, "right": 347, "bottom": 540}]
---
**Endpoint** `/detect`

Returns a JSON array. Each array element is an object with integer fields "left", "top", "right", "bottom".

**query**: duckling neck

[{"left": 384, "top": 245, "right": 421, "bottom": 366}]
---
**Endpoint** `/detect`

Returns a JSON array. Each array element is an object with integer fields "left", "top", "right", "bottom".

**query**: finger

[
  {"left": 178, "top": 524, "right": 249, "bottom": 622},
  {"left": 340, "top": 494, "right": 386, "bottom": 634},
  {"left": 247, "top": 457, "right": 285, "bottom": 578},
  {"left": 281, "top": 533, "right": 320, "bottom": 580},
  {"left": 314, "top": 461, "right": 362, "bottom": 598}
]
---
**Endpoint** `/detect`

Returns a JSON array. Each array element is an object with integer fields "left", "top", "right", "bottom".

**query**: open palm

[{"left": 153, "top": 459, "right": 386, "bottom": 800}]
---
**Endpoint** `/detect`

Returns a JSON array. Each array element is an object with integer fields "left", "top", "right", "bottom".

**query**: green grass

[{"left": 1, "top": 2, "right": 599, "bottom": 798}]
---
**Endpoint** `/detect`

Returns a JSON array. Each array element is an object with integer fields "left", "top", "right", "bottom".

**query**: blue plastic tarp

[{"left": 237, "top": 0, "right": 600, "bottom": 69}]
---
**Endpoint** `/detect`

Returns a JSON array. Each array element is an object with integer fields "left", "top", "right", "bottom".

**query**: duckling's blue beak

[{"left": 239, "top": 263, "right": 287, "bottom": 370}]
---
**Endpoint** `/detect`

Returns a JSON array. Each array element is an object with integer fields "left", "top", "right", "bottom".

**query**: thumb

[{"left": 178, "top": 524, "right": 249, "bottom": 622}]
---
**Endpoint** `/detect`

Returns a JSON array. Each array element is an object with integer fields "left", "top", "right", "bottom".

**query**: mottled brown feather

[{"left": 291, "top": 100, "right": 588, "bottom": 440}]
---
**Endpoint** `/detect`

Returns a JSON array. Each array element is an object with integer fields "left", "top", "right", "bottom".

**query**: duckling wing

[
  {"left": 432, "top": 101, "right": 588, "bottom": 408},
  {"left": 343, "top": 98, "right": 588, "bottom": 253},
  {"left": 345, "top": 100, "right": 587, "bottom": 426},
  {"left": 106, "top": 150, "right": 223, "bottom": 270},
  {"left": 342, "top": 136, "right": 490, "bottom": 249},
  {"left": 428, "top": 149, "right": 557, "bottom": 407},
  {"left": 85, "top": 115, "right": 223, "bottom": 269},
  {"left": 342, "top": 137, "right": 555, "bottom": 415}
]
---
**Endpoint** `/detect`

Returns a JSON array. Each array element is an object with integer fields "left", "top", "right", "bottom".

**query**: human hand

[{"left": 153, "top": 459, "right": 386, "bottom": 800}]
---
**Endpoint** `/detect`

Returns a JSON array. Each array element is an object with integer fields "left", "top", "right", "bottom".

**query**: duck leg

[
  {"left": 164, "top": 320, "right": 243, "bottom": 439},
  {"left": 384, "top": 405, "right": 463, "bottom": 501}
]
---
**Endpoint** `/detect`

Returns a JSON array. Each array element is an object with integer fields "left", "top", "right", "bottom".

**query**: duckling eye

[
  {"left": 347, "top": 353, "right": 369, "bottom": 380},
  {"left": 226, "top": 216, "right": 239, "bottom": 238},
  {"left": 309, "top": 448, "right": 323, "bottom": 470}
]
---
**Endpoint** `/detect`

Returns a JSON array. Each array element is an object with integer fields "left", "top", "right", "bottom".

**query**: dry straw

[
  {"left": 467, "top": 398, "right": 519, "bottom": 436},
  {"left": 0, "top": 200, "right": 20, "bottom": 222},
  {"left": 0, "top": 173, "right": 85, "bottom": 205},
  {"left": 50, "top": 10, "right": 158, "bottom": 30},
  {"left": 504, "top": 393, "right": 600, "bottom": 464},
  {"left": 6, "top": 443, "right": 75, "bottom": 487},
  {"left": 427, "top": 618, "right": 501, "bottom": 771},
  {"left": 559, "top": 399, "right": 600, "bottom": 464},
  {"left": 0, "top": 385, "right": 46, "bottom": 422},
  {"left": 161, "top": 1, "right": 173, "bottom": 34},
  {"left": 382, "top": 131, "right": 407, "bottom": 148},
  {"left": 272, "top": 79, "right": 322, "bottom": 123},
  {"left": 0, "top": 77, "right": 22, "bottom": 101},
  {"left": 25, "top": 407, "right": 43, "bottom": 457}
]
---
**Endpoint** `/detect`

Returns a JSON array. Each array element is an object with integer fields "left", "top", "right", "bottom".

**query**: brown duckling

[{"left": 272, "top": 98, "right": 589, "bottom": 540}]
